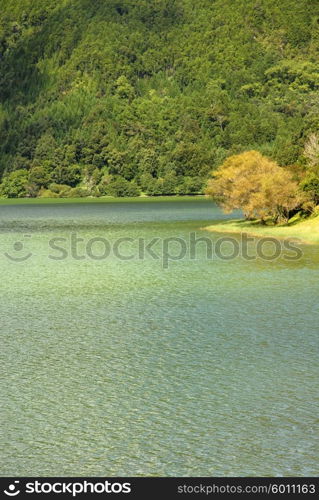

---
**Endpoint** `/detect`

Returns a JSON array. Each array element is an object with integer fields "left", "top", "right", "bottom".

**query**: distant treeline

[{"left": 0, "top": 0, "right": 319, "bottom": 197}]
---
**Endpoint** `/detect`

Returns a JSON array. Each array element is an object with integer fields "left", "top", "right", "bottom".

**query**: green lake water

[{"left": 1, "top": 199, "right": 318, "bottom": 476}]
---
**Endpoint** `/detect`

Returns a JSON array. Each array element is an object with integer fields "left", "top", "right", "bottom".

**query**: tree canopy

[
  {"left": 206, "top": 151, "right": 306, "bottom": 223},
  {"left": 0, "top": 0, "right": 318, "bottom": 197}
]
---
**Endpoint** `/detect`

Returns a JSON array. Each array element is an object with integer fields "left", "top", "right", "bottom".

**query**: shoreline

[
  {"left": 0, "top": 195, "right": 207, "bottom": 206},
  {"left": 204, "top": 216, "right": 319, "bottom": 245}
]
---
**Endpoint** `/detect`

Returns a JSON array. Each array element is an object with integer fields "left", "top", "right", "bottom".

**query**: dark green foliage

[
  {"left": 100, "top": 176, "right": 140, "bottom": 197},
  {"left": 50, "top": 164, "right": 81, "bottom": 187},
  {"left": 144, "top": 174, "right": 178, "bottom": 196},
  {"left": 300, "top": 172, "right": 319, "bottom": 204},
  {"left": 0, "top": 0, "right": 318, "bottom": 197},
  {"left": 28, "top": 166, "right": 51, "bottom": 188},
  {"left": 177, "top": 176, "right": 204, "bottom": 195}
]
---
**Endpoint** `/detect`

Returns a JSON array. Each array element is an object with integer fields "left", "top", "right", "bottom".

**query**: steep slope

[{"left": 0, "top": 0, "right": 318, "bottom": 197}]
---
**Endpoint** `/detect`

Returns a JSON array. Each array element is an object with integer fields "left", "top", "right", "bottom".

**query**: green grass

[
  {"left": 0, "top": 195, "right": 207, "bottom": 205},
  {"left": 205, "top": 215, "right": 319, "bottom": 244}
]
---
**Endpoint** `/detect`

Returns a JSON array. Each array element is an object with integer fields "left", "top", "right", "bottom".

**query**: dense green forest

[{"left": 0, "top": 0, "right": 319, "bottom": 198}]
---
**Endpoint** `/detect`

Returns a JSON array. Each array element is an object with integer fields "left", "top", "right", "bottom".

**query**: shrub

[
  {"left": 39, "top": 188, "right": 59, "bottom": 198},
  {"left": 28, "top": 166, "right": 51, "bottom": 188},
  {"left": 300, "top": 172, "right": 319, "bottom": 204},
  {"left": 50, "top": 164, "right": 82, "bottom": 187},
  {"left": 0, "top": 169, "right": 29, "bottom": 198},
  {"left": 177, "top": 176, "right": 203, "bottom": 195},
  {"left": 100, "top": 176, "right": 140, "bottom": 197}
]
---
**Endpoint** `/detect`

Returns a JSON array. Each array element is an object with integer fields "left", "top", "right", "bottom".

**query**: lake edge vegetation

[
  {"left": 205, "top": 147, "right": 319, "bottom": 225},
  {"left": 0, "top": 0, "right": 319, "bottom": 207}
]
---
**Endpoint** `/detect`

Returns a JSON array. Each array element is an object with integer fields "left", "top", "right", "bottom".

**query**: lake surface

[{"left": 1, "top": 199, "right": 318, "bottom": 476}]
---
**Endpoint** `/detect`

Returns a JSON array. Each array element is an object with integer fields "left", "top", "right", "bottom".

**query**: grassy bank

[
  {"left": 0, "top": 195, "right": 207, "bottom": 206},
  {"left": 205, "top": 215, "right": 319, "bottom": 244}
]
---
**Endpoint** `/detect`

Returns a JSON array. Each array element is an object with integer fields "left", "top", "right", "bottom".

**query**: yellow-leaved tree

[{"left": 205, "top": 151, "right": 304, "bottom": 223}]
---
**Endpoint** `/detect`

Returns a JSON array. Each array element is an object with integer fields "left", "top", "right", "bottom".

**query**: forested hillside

[{"left": 0, "top": 0, "right": 318, "bottom": 197}]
